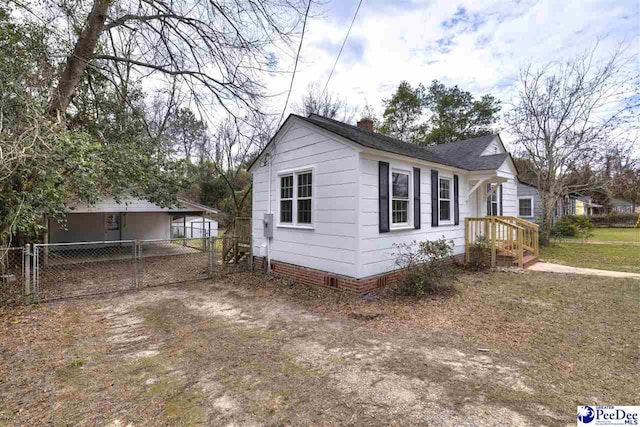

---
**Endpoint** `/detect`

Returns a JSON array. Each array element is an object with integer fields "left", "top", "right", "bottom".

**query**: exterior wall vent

[{"left": 324, "top": 275, "right": 338, "bottom": 287}]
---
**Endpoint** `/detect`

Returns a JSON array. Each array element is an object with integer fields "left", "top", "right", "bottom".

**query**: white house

[
  {"left": 48, "top": 198, "right": 218, "bottom": 243},
  {"left": 249, "top": 114, "right": 535, "bottom": 294}
]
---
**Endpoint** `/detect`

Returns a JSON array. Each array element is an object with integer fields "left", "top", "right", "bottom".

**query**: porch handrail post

[
  {"left": 464, "top": 218, "right": 470, "bottom": 264},
  {"left": 517, "top": 228, "right": 524, "bottom": 268},
  {"left": 491, "top": 218, "right": 496, "bottom": 267}
]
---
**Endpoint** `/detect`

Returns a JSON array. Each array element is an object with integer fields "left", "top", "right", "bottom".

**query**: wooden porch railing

[
  {"left": 222, "top": 217, "right": 252, "bottom": 264},
  {"left": 465, "top": 216, "right": 539, "bottom": 268}
]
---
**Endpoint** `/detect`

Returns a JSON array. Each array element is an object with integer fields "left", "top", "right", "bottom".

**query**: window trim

[
  {"left": 518, "top": 196, "right": 534, "bottom": 218},
  {"left": 390, "top": 168, "right": 412, "bottom": 228},
  {"left": 486, "top": 183, "right": 500, "bottom": 216},
  {"left": 389, "top": 167, "right": 413, "bottom": 230},
  {"left": 438, "top": 175, "right": 453, "bottom": 224},
  {"left": 277, "top": 167, "right": 315, "bottom": 229}
]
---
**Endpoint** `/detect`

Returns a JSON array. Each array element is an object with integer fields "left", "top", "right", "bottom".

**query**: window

[
  {"left": 519, "top": 197, "right": 533, "bottom": 217},
  {"left": 279, "top": 170, "right": 313, "bottom": 226},
  {"left": 392, "top": 171, "right": 410, "bottom": 224},
  {"left": 486, "top": 183, "right": 499, "bottom": 216},
  {"left": 280, "top": 175, "right": 293, "bottom": 223},
  {"left": 439, "top": 178, "right": 451, "bottom": 221},
  {"left": 297, "top": 172, "right": 312, "bottom": 224}
]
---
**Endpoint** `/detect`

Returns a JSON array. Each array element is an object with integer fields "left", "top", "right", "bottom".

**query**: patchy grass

[
  {"left": 247, "top": 270, "right": 640, "bottom": 421},
  {"left": 540, "top": 242, "right": 640, "bottom": 273},
  {"left": 563, "top": 227, "right": 640, "bottom": 243},
  {"left": 1, "top": 271, "right": 638, "bottom": 426}
]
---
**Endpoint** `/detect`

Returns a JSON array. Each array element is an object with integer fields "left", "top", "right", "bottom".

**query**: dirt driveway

[{"left": 1, "top": 272, "right": 635, "bottom": 426}]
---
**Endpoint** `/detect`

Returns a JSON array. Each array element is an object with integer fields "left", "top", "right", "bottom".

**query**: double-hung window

[
  {"left": 297, "top": 172, "right": 312, "bottom": 224},
  {"left": 280, "top": 175, "right": 294, "bottom": 223},
  {"left": 518, "top": 197, "right": 533, "bottom": 217},
  {"left": 486, "top": 183, "right": 499, "bottom": 216},
  {"left": 391, "top": 171, "right": 410, "bottom": 225},
  {"left": 439, "top": 177, "right": 452, "bottom": 222},
  {"left": 279, "top": 170, "right": 313, "bottom": 226}
]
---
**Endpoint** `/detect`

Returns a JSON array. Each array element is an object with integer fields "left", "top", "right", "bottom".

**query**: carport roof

[{"left": 67, "top": 198, "right": 219, "bottom": 214}]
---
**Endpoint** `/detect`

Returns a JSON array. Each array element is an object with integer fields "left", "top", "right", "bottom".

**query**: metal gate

[{"left": 12, "top": 236, "right": 250, "bottom": 303}]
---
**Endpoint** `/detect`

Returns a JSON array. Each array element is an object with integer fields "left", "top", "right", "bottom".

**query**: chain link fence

[
  {"left": 0, "top": 236, "right": 250, "bottom": 304},
  {"left": 0, "top": 247, "right": 27, "bottom": 305},
  {"left": 33, "top": 241, "right": 137, "bottom": 301}
]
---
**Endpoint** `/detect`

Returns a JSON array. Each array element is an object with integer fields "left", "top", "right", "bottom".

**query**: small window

[
  {"left": 297, "top": 172, "right": 312, "bottom": 224},
  {"left": 486, "top": 183, "right": 499, "bottom": 216},
  {"left": 519, "top": 198, "right": 533, "bottom": 217},
  {"left": 279, "top": 170, "right": 313, "bottom": 226},
  {"left": 439, "top": 178, "right": 451, "bottom": 221},
  {"left": 392, "top": 171, "right": 409, "bottom": 224},
  {"left": 280, "top": 175, "right": 293, "bottom": 223}
]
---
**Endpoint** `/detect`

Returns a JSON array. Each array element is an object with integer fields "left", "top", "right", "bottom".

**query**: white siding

[
  {"left": 251, "top": 121, "right": 360, "bottom": 277},
  {"left": 49, "top": 212, "right": 171, "bottom": 243},
  {"left": 497, "top": 160, "right": 519, "bottom": 217},
  {"left": 480, "top": 138, "right": 504, "bottom": 156},
  {"left": 357, "top": 154, "right": 470, "bottom": 278}
]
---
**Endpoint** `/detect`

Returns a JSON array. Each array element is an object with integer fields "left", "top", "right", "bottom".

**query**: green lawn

[
  {"left": 564, "top": 227, "right": 640, "bottom": 243},
  {"left": 541, "top": 242, "right": 640, "bottom": 273}
]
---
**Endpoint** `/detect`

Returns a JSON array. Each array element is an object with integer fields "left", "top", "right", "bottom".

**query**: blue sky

[{"left": 268, "top": 0, "right": 639, "bottom": 139}]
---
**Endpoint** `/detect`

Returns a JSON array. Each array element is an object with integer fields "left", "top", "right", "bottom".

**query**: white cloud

[{"left": 264, "top": 0, "right": 639, "bottom": 148}]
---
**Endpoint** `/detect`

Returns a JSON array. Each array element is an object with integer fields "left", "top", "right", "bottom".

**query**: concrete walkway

[{"left": 528, "top": 262, "right": 640, "bottom": 279}]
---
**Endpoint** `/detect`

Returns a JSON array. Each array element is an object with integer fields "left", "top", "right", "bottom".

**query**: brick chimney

[{"left": 356, "top": 117, "right": 374, "bottom": 132}]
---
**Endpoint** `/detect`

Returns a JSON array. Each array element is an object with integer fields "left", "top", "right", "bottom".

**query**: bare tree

[
  {"left": 506, "top": 42, "right": 639, "bottom": 243},
  {"left": 35, "top": 0, "right": 306, "bottom": 119},
  {"left": 294, "top": 82, "right": 356, "bottom": 122},
  {"left": 206, "top": 114, "right": 276, "bottom": 217}
]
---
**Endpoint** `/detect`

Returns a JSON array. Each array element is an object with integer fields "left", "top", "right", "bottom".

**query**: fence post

[
  {"left": 135, "top": 240, "right": 142, "bottom": 288},
  {"left": 24, "top": 244, "right": 31, "bottom": 297},
  {"left": 208, "top": 237, "right": 216, "bottom": 277},
  {"left": 32, "top": 245, "right": 38, "bottom": 299}
]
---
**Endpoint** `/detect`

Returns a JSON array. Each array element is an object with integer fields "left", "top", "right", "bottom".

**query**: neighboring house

[
  {"left": 610, "top": 198, "right": 635, "bottom": 214},
  {"left": 249, "top": 114, "right": 528, "bottom": 294},
  {"left": 517, "top": 182, "right": 602, "bottom": 224},
  {"left": 171, "top": 216, "right": 219, "bottom": 238},
  {"left": 48, "top": 198, "right": 218, "bottom": 243}
]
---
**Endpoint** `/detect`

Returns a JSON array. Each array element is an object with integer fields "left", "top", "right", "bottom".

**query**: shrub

[
  {"left": 552, "top": 215, "right": 594, "bottom": 241},
  {"left": 392, "top": 238, "right": 457, "bottom": 297},
  {"left": 467, "top": 235, "right": 491, "bottom": 271},
  {"left": 589, "top": 213, "right": 638, "bottom": 228}
]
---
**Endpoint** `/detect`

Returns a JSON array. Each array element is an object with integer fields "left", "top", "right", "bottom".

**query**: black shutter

[
  {"left": 413, "top": 168, "right": 421, "bottom": 229},
  {"left": 379, "top": 161, "right": 390, "bottom": 233},
  {"left": 431, "top": 169, "right": 439, "bottom": 227},
  {"left": 454, "top": 174, "right": 459, "bottom": 225},
  {"left": 499, "top": 184, "right": 503, "bottom": 216}
]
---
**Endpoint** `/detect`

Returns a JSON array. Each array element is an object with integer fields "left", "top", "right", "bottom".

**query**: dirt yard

[{"left": 1, "top": 270, "right": 638, "bottom": 426}]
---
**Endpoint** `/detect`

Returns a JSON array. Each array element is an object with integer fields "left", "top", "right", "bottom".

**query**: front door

[
  {"left": 104, "top": 213, "right": 121, "bottom": 241},
  {"left": 486, "top": 184, "right": 499, "bottom": 216}
]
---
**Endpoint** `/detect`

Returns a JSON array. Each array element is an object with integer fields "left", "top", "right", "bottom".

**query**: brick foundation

[{"left": 252, "top": 254, "right": 464, "bottom": 295}]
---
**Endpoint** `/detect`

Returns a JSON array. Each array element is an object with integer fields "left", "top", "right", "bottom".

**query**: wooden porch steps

[
  {"left": 521, "top": 254, "right": 538, "bottom": 269},
  {"left": 495, "top": 251, "right": 538, "bottom": 269}
]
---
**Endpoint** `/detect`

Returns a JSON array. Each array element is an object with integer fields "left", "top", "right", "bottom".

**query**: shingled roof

[{"left": 301, "top": 114, "right": 507, "bottom": 171}]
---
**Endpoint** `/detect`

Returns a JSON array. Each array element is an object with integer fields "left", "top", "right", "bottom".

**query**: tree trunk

[
  {"left": 539, "top": 192, "right": 555, "bottom": 245},
  {"left": 48, "top": 0, "right": 111, "bottom": 117}
]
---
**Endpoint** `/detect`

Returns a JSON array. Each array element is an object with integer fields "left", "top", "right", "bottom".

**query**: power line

[
  {"left": 321, "top": 0, "right": 364, "bottom": 97},
  {"left": 277, "top": 0, "right": 312, "bottom": 127}
]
